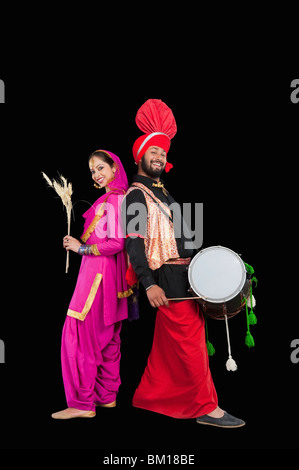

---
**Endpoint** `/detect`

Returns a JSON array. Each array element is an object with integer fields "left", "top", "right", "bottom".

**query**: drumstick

[{"left": 167, "top": 296, "right": 204, "bottom": 301}]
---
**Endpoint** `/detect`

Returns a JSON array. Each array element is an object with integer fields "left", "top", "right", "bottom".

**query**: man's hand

[{"left": 146, "top": 285, "right": 169, "bottom": 308}]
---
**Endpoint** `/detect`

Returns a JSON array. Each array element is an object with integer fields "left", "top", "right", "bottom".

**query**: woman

[{"left": 52, "top": 150, "right": 130, "bottom": 419}]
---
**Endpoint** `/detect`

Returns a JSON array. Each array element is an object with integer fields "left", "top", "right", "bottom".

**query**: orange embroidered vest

[{"left": 126, "top": 182, "right": 179, "bottom": 270}]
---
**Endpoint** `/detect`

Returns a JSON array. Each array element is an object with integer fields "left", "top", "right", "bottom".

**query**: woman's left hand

[{"left": 63, "top": 235, "right": 82, "bottom": 253}]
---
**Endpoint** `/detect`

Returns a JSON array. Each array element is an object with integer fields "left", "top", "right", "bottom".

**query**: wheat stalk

[{"left": 42, "top": 172, "right": 73, "bottom": 273}]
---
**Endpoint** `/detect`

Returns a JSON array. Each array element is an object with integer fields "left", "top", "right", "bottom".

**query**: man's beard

[{"left": 141, "top": 157, "right": 164, "bottom": 178}]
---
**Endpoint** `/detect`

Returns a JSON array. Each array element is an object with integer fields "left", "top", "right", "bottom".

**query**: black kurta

[{"left": 123, "top": 175, "right": 194, "bottom": 299}]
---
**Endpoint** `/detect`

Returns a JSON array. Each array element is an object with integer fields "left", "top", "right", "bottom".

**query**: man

[{"left": 122, "top": 99, "right": 245, "bottom": 428}]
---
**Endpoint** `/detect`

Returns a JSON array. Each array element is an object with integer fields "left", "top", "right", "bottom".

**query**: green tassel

[
  {"left": 248, "top": 283, "right": 257, "bottom": 325},
  {"left": 242, "top": 262, "right": 258, "bottom": 348},
  {"left": 205, "top": 318, "right": 215, "bottom": 356},
  {"left": 206, "top": 340, "right": 215, "bottom": 356},
  {"left": 247, "top": 282, "right": 257, "bottom": 325},
  {"left": 244, "top": 296, "right": 255, "bottom": 348},
  {"left": 248, "top": 311, "right": 257, "bottom": 325},
  {"left": 245, "top": 331, "right": 255, "bottom": 348},
  {"left": 244, "top": 262, "right": 255, "bottom": 276}
]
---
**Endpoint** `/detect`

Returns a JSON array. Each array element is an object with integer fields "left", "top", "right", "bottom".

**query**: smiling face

[
  {"left": 89, "top": 156, "right": 116, "bottom": 190},
  {"left": 139, "top": 146, "right": 167, "bottom": 180}
]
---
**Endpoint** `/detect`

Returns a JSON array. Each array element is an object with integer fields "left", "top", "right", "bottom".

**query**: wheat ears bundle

[{"left": 42, "top": 172, "right": 73, "bottom": 273}]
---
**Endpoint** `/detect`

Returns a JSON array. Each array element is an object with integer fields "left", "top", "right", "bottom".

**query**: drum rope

[{"left": 224, "top": 314, "right": 238, "bottom": 371}]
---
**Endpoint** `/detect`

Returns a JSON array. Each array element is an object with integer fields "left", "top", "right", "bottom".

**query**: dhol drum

[{"left": 188, "top": 246, "right": 251, "bottom": 320}]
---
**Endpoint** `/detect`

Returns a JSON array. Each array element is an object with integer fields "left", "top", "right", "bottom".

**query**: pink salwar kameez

[{"left": 60, "top": 150, "right": 129, "bottom": 412}]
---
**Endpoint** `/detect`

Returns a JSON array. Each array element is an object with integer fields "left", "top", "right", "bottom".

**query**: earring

[{"left": 94, "top": 183, "right": 101, "bottom": 189}]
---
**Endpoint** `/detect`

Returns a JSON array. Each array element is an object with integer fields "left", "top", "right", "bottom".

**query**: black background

[{"left": 0, "top": 55, "right": 298, "bottom": 464}]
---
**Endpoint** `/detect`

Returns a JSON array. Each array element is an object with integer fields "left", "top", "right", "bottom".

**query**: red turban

[{"left": 132, "top": 99, "right": 177, "bottom": 172}]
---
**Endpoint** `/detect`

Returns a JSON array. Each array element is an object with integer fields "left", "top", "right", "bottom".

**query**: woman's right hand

[{"left": 63, "top": 235, "right": 81, "bottom": 253}]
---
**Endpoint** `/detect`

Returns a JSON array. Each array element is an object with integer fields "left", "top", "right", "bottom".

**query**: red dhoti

[{"left": 133, "top": 300, "right": 218, "bottom": 419}]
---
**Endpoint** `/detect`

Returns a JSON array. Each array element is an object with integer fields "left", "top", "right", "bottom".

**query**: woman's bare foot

[{"left": 51, "top": 407, "right": 96, "bottom": 419}]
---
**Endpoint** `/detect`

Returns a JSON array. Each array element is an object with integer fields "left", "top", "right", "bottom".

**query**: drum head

[{"left": 188, "top": 246, "right": 246, "bottom": 303}]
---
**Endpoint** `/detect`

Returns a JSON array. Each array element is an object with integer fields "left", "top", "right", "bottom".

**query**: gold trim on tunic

[
  {"left": 81, "top": 190, "right": 123, "bottom": 243},
  {"left": 90, "top": 244, "right": 101, "bottom": 256},
  {"left": 117, "top": 282, "right": 139, "bottom": 299},
  {"left": 67, "top": 273, "right": 103, "bottom": 321},
  {"left": 81, "top": 200, "right": 107, "bottom": 243}
]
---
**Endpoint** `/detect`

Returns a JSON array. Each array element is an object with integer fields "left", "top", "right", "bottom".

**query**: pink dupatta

[{"left": 81, "top": 149, "right": 130, "bottom": 300}]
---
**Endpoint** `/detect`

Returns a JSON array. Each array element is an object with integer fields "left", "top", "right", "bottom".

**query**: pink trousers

[{"left": 61, "top": 309, "right": 121, "bottom": 412}]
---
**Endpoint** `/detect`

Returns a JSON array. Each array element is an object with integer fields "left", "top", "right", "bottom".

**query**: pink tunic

[
  {"left": 66, "top": 191, "right": 128, "bottom": 325},
  {"left": 60, "top": 149, "right": 130, "bottom": 411}
]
